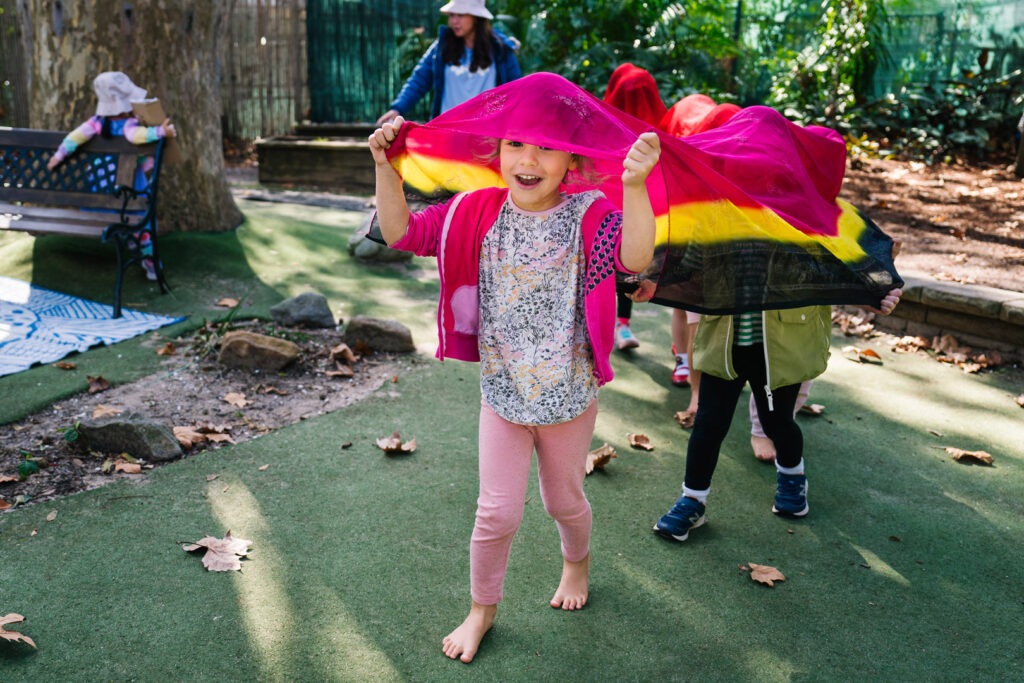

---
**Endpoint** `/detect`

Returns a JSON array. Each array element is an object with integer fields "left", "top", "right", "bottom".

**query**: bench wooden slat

[
  {"left": 0, "top": 189, "right": 146, "bottom": 212},
  {"left": 0, "top": 214, "right": 110, "bottom": 238},
  {"left": 0, "top": 202, "right": 139, "bottom": 225}
]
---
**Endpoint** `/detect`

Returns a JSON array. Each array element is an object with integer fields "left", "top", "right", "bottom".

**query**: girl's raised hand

[
  {"left": 368, "top": 116, "right": 404, "bottom": 165},
  {"left": 622, "top": 132, "right": 660, "bottom": 187},
  {"left": 159, "top": 118, "right": 176, "bottom": 138}
]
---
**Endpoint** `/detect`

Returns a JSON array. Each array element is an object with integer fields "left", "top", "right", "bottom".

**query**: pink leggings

[{"left": 470, "top": 400, "right": 598, "bottom": 605}]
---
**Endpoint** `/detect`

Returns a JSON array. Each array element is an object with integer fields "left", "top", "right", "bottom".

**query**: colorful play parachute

[{"left": 383, "top": 72, "right": 902, "bottom": 314}]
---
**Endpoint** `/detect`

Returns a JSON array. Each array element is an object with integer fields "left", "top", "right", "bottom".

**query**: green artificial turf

[{"left": 2, "top": 200, "right": 1023, "bottom": 680}]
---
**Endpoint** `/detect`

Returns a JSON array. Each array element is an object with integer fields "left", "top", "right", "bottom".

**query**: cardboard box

[{"left": 131, "top": 98, "right": 184, "bottom": 164}]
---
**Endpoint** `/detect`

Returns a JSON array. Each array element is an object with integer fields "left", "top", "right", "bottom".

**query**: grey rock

[
  {"left": 77, "top": 414, "right": 182, "bottom": 462},
  {"left": 348, "top": 214, "right": 413, "bottom": 263},
  {"left": 342, "top": 315, "right": 415, "bottom": 353},
  {"left": 269, "top": 292, "right": 336, "bottom": 328},
  {"left": 218, "top": 330, "right": 301, "bottom": 371}
]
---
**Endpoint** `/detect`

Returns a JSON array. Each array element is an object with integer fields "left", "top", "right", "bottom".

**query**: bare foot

[
  {"left": 550, "top": 553, "right": 590, "bottom": 610},
  {"left": 442, "top": 601, "right": 496, "bottom": 663},
  {"left": 751, "top": 435, "right": 776, "bottom": 462}
]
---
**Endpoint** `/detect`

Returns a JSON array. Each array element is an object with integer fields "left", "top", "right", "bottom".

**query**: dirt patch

[
  {"left": 0, "top": 320, "right": 416, "bottom": 510},
  {"left": 841, "top": 158, "right": 1024, "bottom": 292}
]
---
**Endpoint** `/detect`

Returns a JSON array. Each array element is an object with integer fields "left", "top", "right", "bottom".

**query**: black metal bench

[{"left": 0, "top": 127, "right": 169, "bottom": 317}]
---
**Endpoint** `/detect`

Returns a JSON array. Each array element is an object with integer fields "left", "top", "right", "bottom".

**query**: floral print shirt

[{"left": 478, "top": 191, "right": 602, "bottom": 425}]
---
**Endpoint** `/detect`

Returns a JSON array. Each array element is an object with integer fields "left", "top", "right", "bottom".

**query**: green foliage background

[{"left": 396, "top": 0, "right": 1024, "bottom": 162}]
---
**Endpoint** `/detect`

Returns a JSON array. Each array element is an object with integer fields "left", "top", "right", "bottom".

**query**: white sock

[
  {"left": 776, "top": 459, "right": 805, "bottom": 476},
  {"left": 682, "top": 485, "right": 709, "bottom": 504}
]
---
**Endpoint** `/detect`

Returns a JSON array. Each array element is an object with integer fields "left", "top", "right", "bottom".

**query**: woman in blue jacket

[{"left": 376, "top": 0, "right": 521, "bottom": 125}]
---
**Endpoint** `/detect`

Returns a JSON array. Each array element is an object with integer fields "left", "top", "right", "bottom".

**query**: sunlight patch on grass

[
  {"left": 209, "top": 481, "right": 297, "bottom": 680},
  {"left": 850, "top": 543, "right": 911, "bottom": 587}
]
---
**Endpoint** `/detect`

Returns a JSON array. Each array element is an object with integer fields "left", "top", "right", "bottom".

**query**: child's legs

[
  {"left": 684, "top": 370, "right": 747, "bottom": 491},
  {"left": 748, "top": 380, "right": 803, "bottom": 470},
  {"left": 671, "top": 309, "right": 689, "bottom": 353},
  {"left": 750, "top": 380, "right": 812, "bottom": 438},
  {"left": 471, "top": 403, "right": 537, "bottom": 605},
  {"left": 534, "top": 401, "right": 598, "bottom": 563},
  {"left": 616, "top": 293, "right": 633, "bottom": 321}
]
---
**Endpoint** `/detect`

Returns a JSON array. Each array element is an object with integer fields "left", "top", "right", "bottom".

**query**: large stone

[
  {"left": 347, "top": 214, "right": 413, "bottom": 263},
  {"left": 218, "top": 330, "right": 301, "bottom": 370},
  {"left": 342, "top": 315, "right": 415, "bottom": 353},
  {"left": 269, "top": 292, "right": 336, "bottom": 328},
  {"left": 77, "top": 414, "right": 182, "bottom": 462}
]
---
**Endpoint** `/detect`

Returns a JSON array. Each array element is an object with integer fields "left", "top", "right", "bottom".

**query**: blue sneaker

[
  {"left": 614, "top": 322, "right": 640, "bottom": 351},
  {"left": 654, "top": 495, "right": 706, "bottom": 542},
  {"left": 772, "top": 472, "right": 809, "bottom": 517}
]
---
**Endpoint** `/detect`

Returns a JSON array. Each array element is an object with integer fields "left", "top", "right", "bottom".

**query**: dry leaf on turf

[
  {"left": 1, "top": 474, "right": 19, "bottom": 483},
  {"left": 748, "top": 563, "right": 786, "bottom": 587},
  {"left": 945, "top": 447, "right": 994, "bottom": 465},
  {"left": 376, "top": 430, "right": 416, "bottom": 454},
  {"left": 627, "top": 433, "right": 654, "bottom": 451},
  {"left": 1017, "top": 394, "right": 1024, "bottom": 408},
  {"left": 206, "top": 474, "right": 219, "bottom": 482},
  {"left": 222, "top": 392, "right": 251, "bottom": 408},
  {"left": 156, "top": 342, "right": 176, "bottom": 356},
  {"left": 45, "top": 509, "right": 57, "bottom": 522},
  {"left": 215, "top": 297, "right": 240, "bottom": 308},
  {"left": 927, "top": 429, "right": 943, "bottom": 438},
  {"left": 206, "top": 433, "right": 235, "bottom": 444},
  {"left": 87, "top": 375, "right": 110, "bottom": 393},
  {"left": 174, "top": 426, "right": 208, "bottom": 449},
  {"left": 798, "top": 403, "right": 825, "bottom": 416},
  {"left": 258, "top": 464, "right": 270, "bottom": 471},
  {"left": 0, "top": 498, "right": 10, "bottom": 510},
  {"left": 673, "top": 410, "right": 695, "bottom": 428},
  {"left": 325, "top": 362, "right": 354, "bottom": 378},
  {"left": 92, "top": 404, "right": 123, "bottom": 419},
  {"left": 180, "top": 530, "right": 253, "bottom": 572},
  {"left": 841, "top": 346, "right": 882, "bottom": 364},
  {"left": 586, "top": 443, "right": 617, "bottom": 474},
  {"left": 0, "top": 613, "right": 37, "bottom": 648},
  {"left": 53, "top": 360, "right": 76, "bottom": 370}
]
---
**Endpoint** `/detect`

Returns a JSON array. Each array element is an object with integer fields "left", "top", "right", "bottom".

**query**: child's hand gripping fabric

[
  {"left": 619, "top": 132, "right": 661, "bottom": 273},
  {"left": 367, "top": 116, "right": 411, "bottom": 245}
]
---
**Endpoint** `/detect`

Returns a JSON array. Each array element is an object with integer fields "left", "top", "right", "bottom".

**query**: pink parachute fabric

[
  {"left": 384, "top": 72, "right": 901, "bottom": 313},
  {"left": 603, "top": 63, "right": 669, "bottom": 127},
  {"left": 660, "top": 93, "right": 743, "bottom": 137}
]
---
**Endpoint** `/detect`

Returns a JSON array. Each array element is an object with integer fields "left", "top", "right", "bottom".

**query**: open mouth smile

[{"left": 515, "top": 174, "right": 543, "bottom": 187}]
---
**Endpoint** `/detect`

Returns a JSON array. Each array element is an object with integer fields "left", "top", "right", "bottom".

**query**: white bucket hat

[
  {"left": 93, "top": 71, "right": 148, "bottom": 117},
  {"left": 439, "top": 0, "right": 492, "bottom": 20}
]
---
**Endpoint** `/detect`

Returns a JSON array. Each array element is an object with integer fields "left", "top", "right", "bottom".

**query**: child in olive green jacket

[{"left": 654, "top": 292, "right": 900, "bottom": 542}]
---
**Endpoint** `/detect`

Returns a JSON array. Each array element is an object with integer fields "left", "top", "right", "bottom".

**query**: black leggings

[
  {"left": 684, "top": 344, "right": 803, "bottom": 490},
  {"left": 616, "top": 292, "right": 632, "bottom": 320}
]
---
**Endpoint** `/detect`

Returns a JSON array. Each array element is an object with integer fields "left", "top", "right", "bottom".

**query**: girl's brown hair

[{"left": 442, "top": 18, "right": 497, "bottom": 72}]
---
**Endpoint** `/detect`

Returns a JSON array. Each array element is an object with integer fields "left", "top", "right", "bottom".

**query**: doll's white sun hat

[
  {"left": 93, "top": 72, "right": 148, "bottom": 117},
  {"left": 439, "top": 0, "right": 493, "bottom": 20}
]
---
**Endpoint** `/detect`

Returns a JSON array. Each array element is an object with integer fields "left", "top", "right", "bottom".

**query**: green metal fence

[{"left": 306, "top": 0, "right": 440, "bottom": 123}]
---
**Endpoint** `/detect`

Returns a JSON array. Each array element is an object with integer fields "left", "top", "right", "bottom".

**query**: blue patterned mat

[{"left": 0, "top": 276, "right": 185, "bottom": 377}]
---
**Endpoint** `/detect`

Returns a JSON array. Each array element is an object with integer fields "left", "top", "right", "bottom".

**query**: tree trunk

[{"left": 20, "top": 0, "right": 242, "bottom": 232}]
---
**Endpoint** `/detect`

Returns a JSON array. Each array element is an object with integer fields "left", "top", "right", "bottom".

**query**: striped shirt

[{"left": 733, "top": 312, "right": 763, "bottom": 346}]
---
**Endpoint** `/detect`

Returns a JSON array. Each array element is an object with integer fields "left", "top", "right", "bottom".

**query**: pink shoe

[{"left": 671, "top": 349, "right": 689, "bottom": 387}]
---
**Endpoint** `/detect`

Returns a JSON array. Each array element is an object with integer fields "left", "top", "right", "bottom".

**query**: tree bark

[{"left": 21, "top": 0, "right": 242, "bottom": 232}]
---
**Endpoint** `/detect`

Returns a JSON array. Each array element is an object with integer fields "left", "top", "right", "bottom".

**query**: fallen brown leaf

[
  {"left": 173, "top": 426, "right": 208, "bottom": 449},
  {"left": 329, "top": 343, "right": 359, "bottom": 364},
  {"left": 376, "top": 430, "right": 416, "bottom": 454},
  {"left": 222, "top": 392, "right": 251, "bottom": 408},
  {"left": 892, "top": 335, "right": 930, "bottom": 353},
  {"left": 748, "top": 562, "right": 786, "bottom": 587},
  {"left": 627, "top": 433, "right": 654, "bottom": 451},
  {"left": 114, "top": 459, "right": 142, "bottom": 474},
  {"left": 205, "top": 433, "right": 235, "bottom": 444},
  {"left": 0, "top": 475, "right": 18, "bottom": 483},
  {"left": 45, "top": 509, "right": 57, "bottom": 522},
  {"left": 586, "top": 443, "right": 617, "bottom": 474},
  {"left": 87, "top": 375, "right": 110, "bottom": 394},
  {"left": 841, "top": 346, "right": 883, "bottom": 364},
  {"left": 259, "top": 384, "right": 288, "bottom": 395},
  {"left": 258, "top": 464, "right": 270, "bottom": 471},
  {"left": 222, "top": 485, "right": 231, "bottom": 493},
  {"left": 0, "top": 498, "right": 10, "bottom": 510},
  {"left": 798, "top": 403, "right": 825, "bottom": 416},
  {"left": 945, "top": 447, "right": 994, "bottom": 466},
  {"left": 1016, "top": 394, "right": 1024, "bottom": 408},
  {"left": 156, "top": 342, "right": 176, "bottom": 356},
  {"left": 53, "top": 360, "right": 76, "bottom": 370},
  {"left": 325, "top": 363, "right": 354, "bottom": 378},
  {"left": 180, "top": 530, "right": 252, "bottom": 572},
  {"left": 215, "top": 297, "right": 240, "bottom": 308},
  {"left": 206, "top": 474, "right": 219, "bottom": 482},
  {"left": 0, "top": 613, "right": 37, "bottom": 648},
  {"left": 960, "top": 362, "right": 982, "bottom": 374},
  {"left": 92, "top": 404, "right": 123, "bottom": 419},
  {"left": 30, "top": 528, "right": 36, "bottom": 536},
  {"left": 927, "top": 429, "right": 943, "bottom": 437}
]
